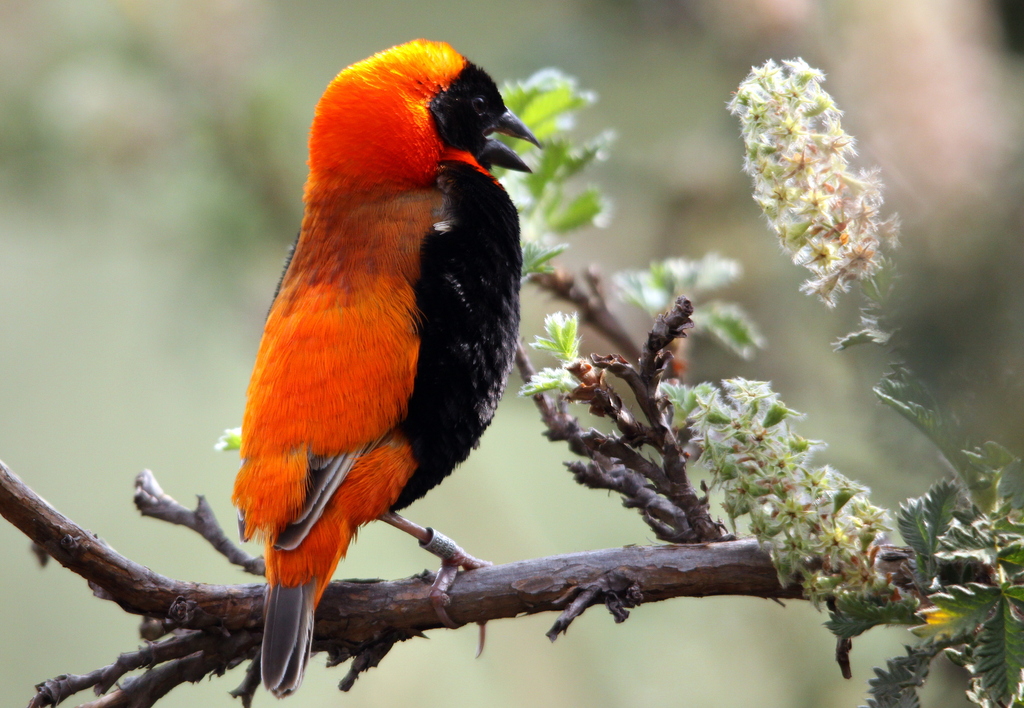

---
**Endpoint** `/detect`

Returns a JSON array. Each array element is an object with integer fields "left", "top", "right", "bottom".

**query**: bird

[{"left": 231, "top": 39, "right": 537, "bottom": 697}]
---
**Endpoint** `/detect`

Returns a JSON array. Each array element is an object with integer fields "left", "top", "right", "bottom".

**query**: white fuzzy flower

[{"left": 728, "top": 59, "right": 899, "bottom": 307}]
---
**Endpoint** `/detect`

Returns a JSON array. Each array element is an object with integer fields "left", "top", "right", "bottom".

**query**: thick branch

[
  {"left": 0, "top": 461, "right": 261, "bottom": 629},
  {"left": 0, "top": 459, "right": 799, "bottom": 646}
]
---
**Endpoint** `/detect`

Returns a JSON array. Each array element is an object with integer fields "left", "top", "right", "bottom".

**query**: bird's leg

[{"left": 377, "top": 511, "right": 491, "bottom": 631}]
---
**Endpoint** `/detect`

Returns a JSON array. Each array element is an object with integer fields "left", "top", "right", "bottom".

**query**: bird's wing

[{"left": 272, "top": 443, "right": 379, "bottom": 551}]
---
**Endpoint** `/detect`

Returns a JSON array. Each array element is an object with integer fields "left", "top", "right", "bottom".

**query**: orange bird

[{"left": 231, "top": 40, "right": 537, "bottom": 696}]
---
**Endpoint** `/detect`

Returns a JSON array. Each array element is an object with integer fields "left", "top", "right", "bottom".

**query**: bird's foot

[
  {"left": 377, "top": 512, "right": 491, "bottom": 632},
  {"left": 419, "top": 527, "right": 492, "bottom": 629}
]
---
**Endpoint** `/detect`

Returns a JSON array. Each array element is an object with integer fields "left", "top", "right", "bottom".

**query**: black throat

[{"left": 393, "top": 160, "right": 522, "bottom": 510}]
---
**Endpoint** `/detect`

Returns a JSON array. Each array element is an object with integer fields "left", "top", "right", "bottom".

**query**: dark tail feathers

[{"left": 262, "top": 581, "right": 316, "bottom": 697}]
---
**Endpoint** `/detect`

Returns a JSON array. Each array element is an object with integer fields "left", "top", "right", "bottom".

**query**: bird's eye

[{"left": 471, "top": 96, "right": 486, "bottom": 115}]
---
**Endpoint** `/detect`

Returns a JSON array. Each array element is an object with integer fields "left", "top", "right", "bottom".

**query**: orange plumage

[
  {"left": 232, "top": 39, "right": 533, "bottom": 697},
  {"left": 234, "top": 42, "right": 465, "bottom": 579}
]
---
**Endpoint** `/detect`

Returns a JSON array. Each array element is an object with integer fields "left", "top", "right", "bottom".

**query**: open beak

[
  {"left": 477, "top": 109, "right": 541, "bottom": 173},
  {"left": 493, "top": 109, "right": 541, "bottom": 148}
]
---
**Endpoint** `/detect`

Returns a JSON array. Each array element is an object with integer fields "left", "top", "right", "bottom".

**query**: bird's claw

[
  {"left": 421, "top": 529, "right": 491, "bottom": 628},
  {"left": 429, "top": 575, "right": 458, "bottom": 629},
  {"left": 377, "top": 514, "right": 491, "bottom": 635}
]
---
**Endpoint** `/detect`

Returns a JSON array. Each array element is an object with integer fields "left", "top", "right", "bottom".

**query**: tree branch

[
  {"left": 516, "top": 297, "right": 726, "bottom": 544},
  {"left": 29, "top": 631, "right": 255, "bottom": 708},
  {"left": 0, "top": 458, "right": 800, "bottom": 705},
  {"left": 133, "top": 470, "right": 265, "bottom": 576},
  {"left": 530, "top": 266, "right": 641, "bottom": 362},
  {"left": 2, "top": 294, "right": 783, "bottom": 703}
]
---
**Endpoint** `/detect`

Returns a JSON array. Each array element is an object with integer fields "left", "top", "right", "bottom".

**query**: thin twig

[
  {"left": 530, "top": 266, "right": 641, "bottom": 362},
  {"left": 94, "top": 631, "right": 214, "bottom": 695},
  {"left": 546, "top": 569, "right": 643, "bottom": 640},
  {"left": 516, "top": 298, "right": 724, "bottom": 543},
  {"left": 228, "top": 650, "right": 262, "bottom": 708},
  {"left": 30, "top": 631, "right": 258, "bottom": 708},
  {"left": 335, "top": 629, "right": 417, "bottom": 692},
  {"left": 133, "top": 469, "right": 265, "bottom": 576},
  {"left": 75, "top": 632, "right": 259, "bottom": 708},
  {"left": 517, "top": 341, "right": 692, "bottom": 541}
]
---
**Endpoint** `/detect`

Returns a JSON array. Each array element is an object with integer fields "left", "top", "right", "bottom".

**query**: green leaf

[
  {"left": 994, "top": 518, "right": 1024, "bottom": 536},
  {"left": 911, "top": 584, "right": 1000, "bottom": 640},
  {"left": 530, "top": 312, "right": 580, "bottom": 363},
  {"left": 896, "top": 478, "right": 960, "bottom": 580},
  {"left": 964, "top": 441, "right": 1016, "bottom": 470},
  {"left": 862, "top": 256, "right": 896, "bottom": 306},
  {"left": 521, "top": 240, "right": 569, "bottom": 277},
  {"left": 702, "top": 407, "right": 732, "bottom": 427},
  {"left": 552, "top": 132, "right": 614, "bottom": 180},
  {"left": 861, "top": 644, "right": 940, "bottom": 708},
  {"left": 615, "top": 253, "right": 743, "bottom": 315},
  {"left": 826, "top": 596, "right": 919, "bottom": 639},
  {"left": 520, "top": 135, "right": 612, "bottom": 201},
  {"left": 962, "top": 442, "right": 1018, "bottom": 512},
  {"left": 1005, "top": 585, "right": 1024, "bottom": 608},
  {"left": 501, "top": 69, "right": 596, "bottom": 143},
  {"left": 834, "top": 315, "right": 891, "bottom": 350},
  {"left": 997, "top": 542, "right": 1024, "bottom": 572},
  {"left": 215, "top": 427, "right": 242, "bottom": 452},
  {"left": 998, "top": 458, "right": 1024, "bottom": 509},
  {"left": 688, "top": 254, "right": 743, "bottom": 292},
  {"left": 874, "top": 369, "right": 987, "bottom": 504},
  {"left": 614, "top": 269, "right": 670, "bottom": 315},
  {"left": 519, "top": 367, "right": 578, "bottom": 397},
  {"left": 660, "top": 382, "right": 716, "bottom": 423},
  {"left": 936, "top": 520, "right": 998, "bottom": 566},
  {"left": 498, "top": 70, "right": 612, "bottom": 255},
  {"left": 699, "top": 302, "right": 765, "bottom": 360},
  {"left": 762, "top": 401, "right": 797, "bottom": 429},
  {"left": 832, "top": 487, "right": 857, "bottom": 513},
  {"left": 971, "top": 595, "right": 1024, "bottom": 705},
  {"left": 944, "top": 646, "right": 970, "bottom": 669},
  {"left": 546, "top": 186, "right": 606, "bottom": 233}
]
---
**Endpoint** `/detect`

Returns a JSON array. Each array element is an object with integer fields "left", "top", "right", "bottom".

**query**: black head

[{"left": 430, "top": 62, "right": 540, "bottom": 172}]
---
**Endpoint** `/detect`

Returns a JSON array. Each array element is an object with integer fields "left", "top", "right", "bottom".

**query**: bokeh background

[{"left": 2, "top": 1, "right": 1022, "bottom": 706}]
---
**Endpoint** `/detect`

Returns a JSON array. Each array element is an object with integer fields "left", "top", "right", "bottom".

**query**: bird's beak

[
  {"left": 493, "top": 109, "right": 541, "bottom": 148},
  {"left": 478, "top": 109, "right": 540, "bottom": 173}
]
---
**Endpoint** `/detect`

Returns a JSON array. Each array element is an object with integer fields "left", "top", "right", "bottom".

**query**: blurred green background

[{"left": 2, "top": 1, "right": 1022, "bottom": 706}]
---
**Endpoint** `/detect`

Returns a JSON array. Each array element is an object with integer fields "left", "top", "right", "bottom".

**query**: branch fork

[{"left": 518, "top": 294, "right": 726, "bottom": 544}]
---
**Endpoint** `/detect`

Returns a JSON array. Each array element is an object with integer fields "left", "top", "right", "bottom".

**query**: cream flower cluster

[
  {"left": 686, "top": 379, "right": 891, "bottom": 601},
  {"left": 728, "top": 59, "right": 899, "bottom": 306}
]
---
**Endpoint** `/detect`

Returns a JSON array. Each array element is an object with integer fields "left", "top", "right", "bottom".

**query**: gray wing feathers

[
  {"left": 273, "top": 449, "right": 366, "bottom": 551},
  {"left": 261, "top": 580, "right": 317, "bottom": 697}
]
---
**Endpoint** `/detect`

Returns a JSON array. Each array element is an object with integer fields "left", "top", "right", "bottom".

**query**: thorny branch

[
  {"left": 0, "top": 460, "right": 798, "bottom": 707},
  {"left": 517, "top": 296, "right": 727, "bottom": 544}
]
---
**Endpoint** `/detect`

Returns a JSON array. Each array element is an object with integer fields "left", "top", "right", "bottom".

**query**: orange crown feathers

[{"left": 307, "top": 40, "right": 468, "bottom": 190}]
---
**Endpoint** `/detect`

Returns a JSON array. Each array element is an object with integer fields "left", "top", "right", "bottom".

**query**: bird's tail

[
  {"left": 261, "top": 580, "right": 317, "bottom": 697},
  {"left": 256, "top": 440, "right": 419, "bottom": 696},
  {"left": 261, "top": 516, "right": 353, "bottom": 697}
]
